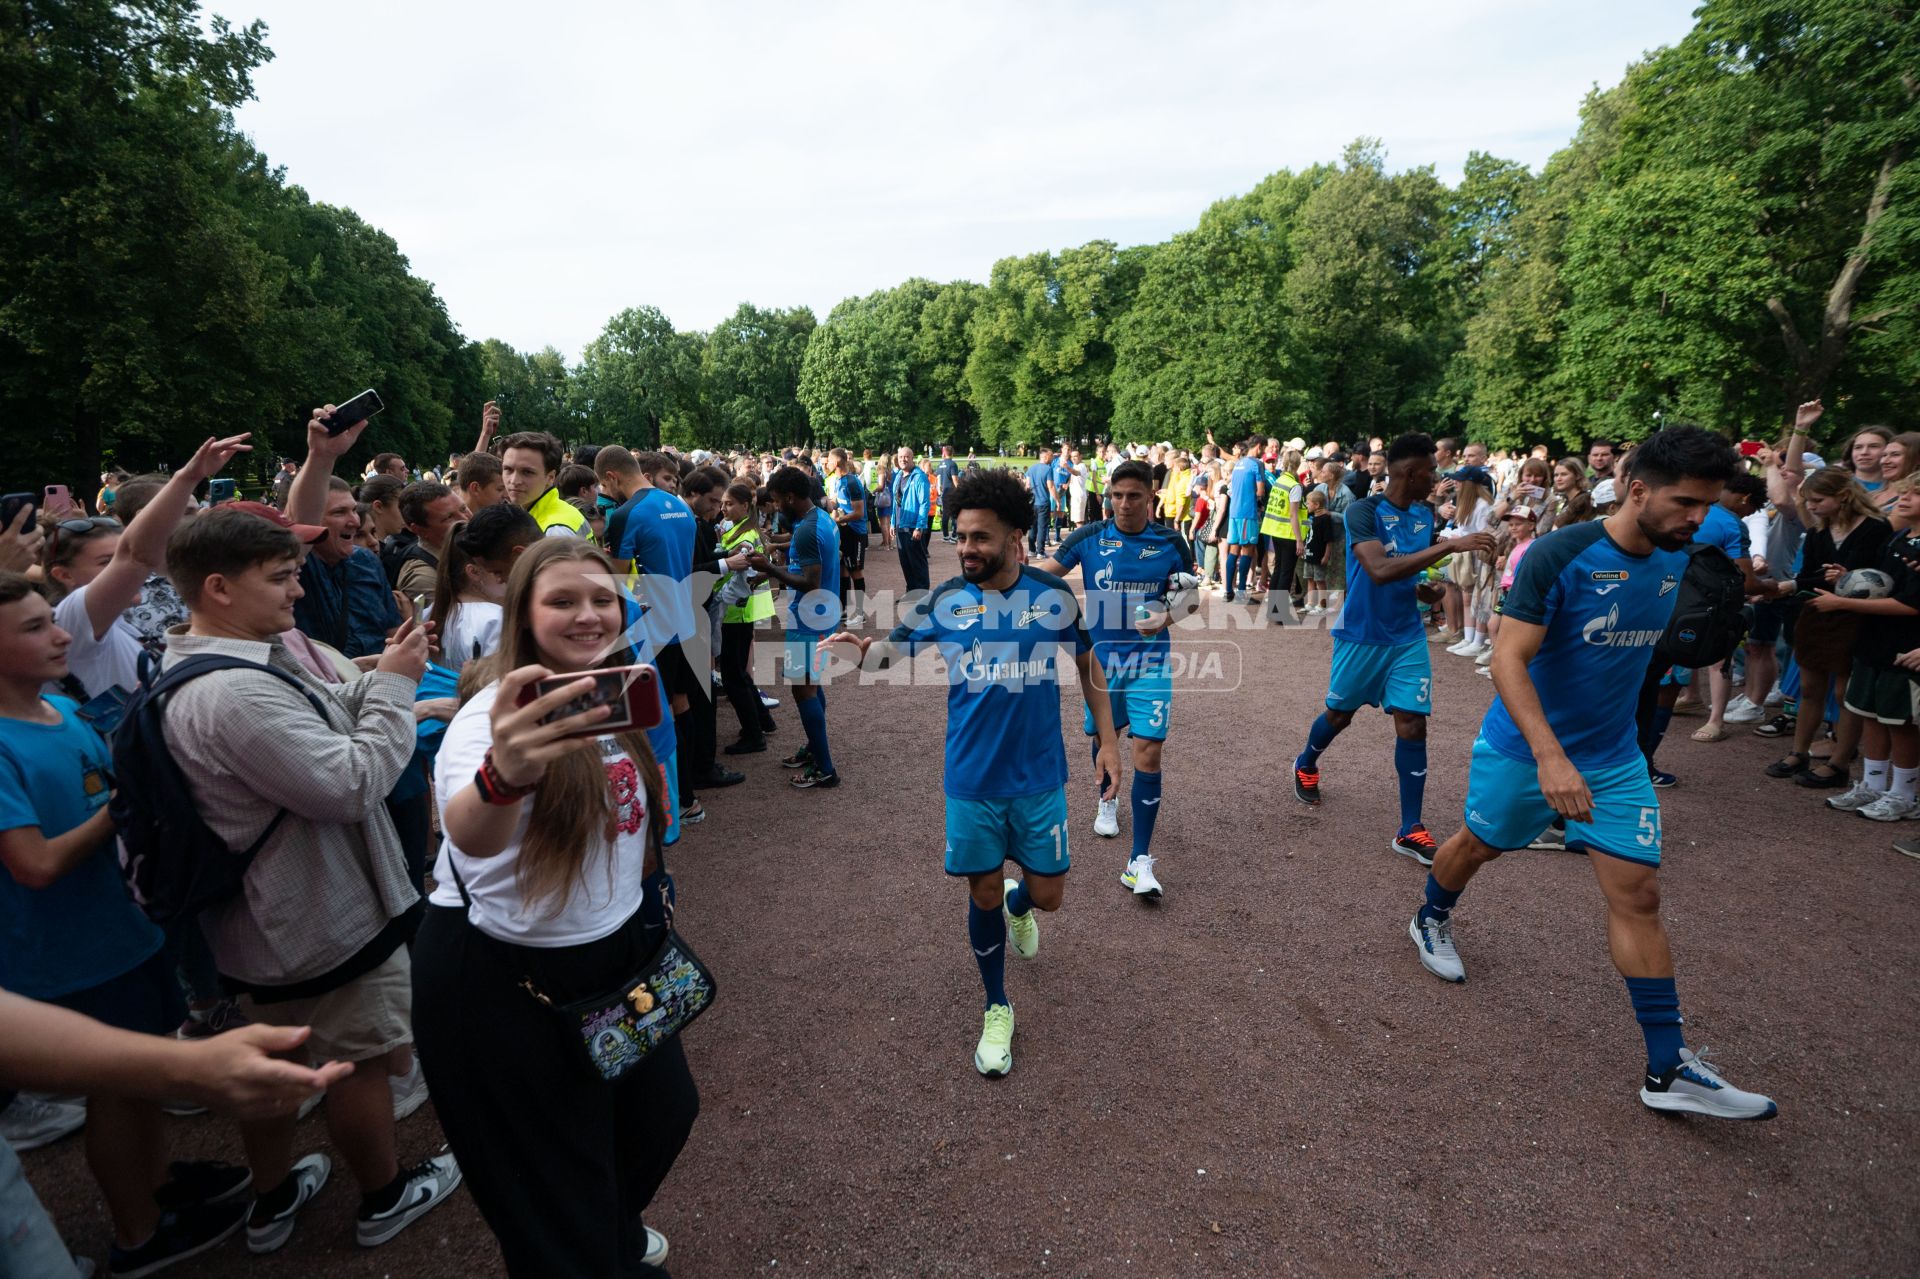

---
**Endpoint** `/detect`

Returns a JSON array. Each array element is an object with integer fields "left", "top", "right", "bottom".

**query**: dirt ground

[{"left": 23, "top": 536, "right": 1920, "bottom": 1277}]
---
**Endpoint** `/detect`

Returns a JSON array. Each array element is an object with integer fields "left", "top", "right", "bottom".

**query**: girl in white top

[
  {"left": 425, "top": 505, "right": 543, "bottom": 672},
  {"left": 412, "top": 537, "right": 695, "bottom": 1275}
]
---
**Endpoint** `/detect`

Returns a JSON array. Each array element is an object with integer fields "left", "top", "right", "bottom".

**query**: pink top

[{"left": 1501, "top": 537, "right": 1535, "bottom": 591}]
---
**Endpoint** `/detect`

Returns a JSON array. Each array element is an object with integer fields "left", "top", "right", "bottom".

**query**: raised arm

[{"left": 287, "top": 406, "right": 370, "bottom": 527}]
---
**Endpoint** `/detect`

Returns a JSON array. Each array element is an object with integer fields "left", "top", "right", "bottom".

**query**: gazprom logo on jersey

[
  {"left": 1580, "top": 603, "right": 1666, "bottom": 648},
  {"left": 954, "top": 638, "right": 1054, "bottom": 686}
]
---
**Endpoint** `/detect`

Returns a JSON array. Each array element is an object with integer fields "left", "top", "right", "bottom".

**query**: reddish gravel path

[{"left": 22, "top": 537, "right": 1920, "bottom": 1276}]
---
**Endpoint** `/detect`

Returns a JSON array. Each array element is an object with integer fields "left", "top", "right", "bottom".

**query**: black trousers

[
  {"left": 1269, "top": 539, "right": 1300, "bottom": 598},
  {"left": 897, "top": 532, "right": 930, "bottom": 593},
  {"left": 412, "top": 900, "right": 700, "bottom": 1278},
  {"left": 659, "top": 643, "right": 716, "bottom": 794},
  {"left": 720, "top": 620, "right": 774, "bottom": 740}
]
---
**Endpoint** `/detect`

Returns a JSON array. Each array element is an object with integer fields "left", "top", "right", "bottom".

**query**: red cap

[{"left": 223, "top": 499, "right": 327, "bottom": 544}]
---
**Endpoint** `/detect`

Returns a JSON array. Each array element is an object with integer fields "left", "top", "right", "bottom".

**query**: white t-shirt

[
  {"left": 429, "top": 684, "right": 652, "bottom": 946},
  {"left": 438, "top": 601, "right": 503, "bottom": 671},
  {"left": 54, "top": 584, "right": 145, "bottom": 698}
]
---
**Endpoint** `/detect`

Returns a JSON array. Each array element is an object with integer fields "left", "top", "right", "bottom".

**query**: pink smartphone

[{"left": 519, "top": 664, "right": 663, "bottom": 737}]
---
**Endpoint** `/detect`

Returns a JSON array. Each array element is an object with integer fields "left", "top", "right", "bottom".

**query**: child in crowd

[
  {"left": 1301, "top": 490, "right": 1333, "bottom": 614},
  {"left": 430, "top": 504, "right": 542, "bottom": 672}
]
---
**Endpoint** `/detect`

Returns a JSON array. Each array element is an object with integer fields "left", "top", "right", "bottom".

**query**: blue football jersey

[
  {"left": 1052, "top": 520, "right": 1194, "bottom": 663},
  {"left": 611, "top": 488, "right": 698, "bottom": 650},
  {"left": 830, "top": 474, "right": 869, "bottom": 536},
  {"left": 1229, "top": 457, "right": 1265, "bottom": 513},
  {"left": 1332, "top": 495, "right": 1436, "bottom": 646},
  {"left": 1696, "top": 503, "right": 1750, "bottom": 562},
  {"left": 886, "top": 567, "right": 1091, "bottom": 800},
  {"left": 1482, "top": 521, "right": 1686, "bottom": 769},
  {"left": 785, "top": 507, "right": 841, "bottom": 636}
]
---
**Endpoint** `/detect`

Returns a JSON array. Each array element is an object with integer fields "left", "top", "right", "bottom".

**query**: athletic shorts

[
  {"left": 47, "top": 945, "right": 182, "bottom": 1037},
  {"left": 782, "top": 632, "right": 828, "bottom": 684},
  {"left": 659, "top": 746, "right": 681, "bottom": 844},
  {"left": 1659, "top": 665, "right": 1692, "bottom": 689},
  {"left": 1085, "top": 654, "right": 1172, "bottom": 742},
  {"left": 1462, "top": 736, "right": 1663, "bottom": 866},
  {"left": 240, "top": 950, "right": 413, "bottom": 1064},
  {"left": 1844, "top": 659, "right": 1916, "bottom": 726},
  {"left": 840, "top": 532, "right": 867, "bottom": 572},
  {"left": 944, "top": 786, "right": 1070, "bottom": 878},
  {"left": 1748, "top": 598, "right": 1787, "bottom": 646},
  {"left": 1226, "top": 517, "right": 1261, "bottom": 546},
  {"left": 1326, "top": 638, "right": 1431, "bottom": 716}
]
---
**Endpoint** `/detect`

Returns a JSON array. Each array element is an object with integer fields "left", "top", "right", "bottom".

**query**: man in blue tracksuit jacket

[{"left": 893, "top": 446, "right": 932, "bottom": 595}]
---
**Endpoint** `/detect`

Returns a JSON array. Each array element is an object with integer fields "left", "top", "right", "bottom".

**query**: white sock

[
  {"left": 1863, "top": 757, "right": 1891, "bottom": 791},
  {"left": 1463, "top": 628, "right": 1479, "bottom": 645},
  {"left": 1894, "top": 766, "right": 1917, "bottom": 801}
]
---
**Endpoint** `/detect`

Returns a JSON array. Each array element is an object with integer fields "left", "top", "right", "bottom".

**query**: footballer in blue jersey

[
  {"left": 830, "top": 468, "right": 1121, "bottom": 1079},
  {"left": 1038, "top": 460, "right": 1198, "bottom": 898},
  {"left": 1408, "top": 426, "right": 1777, "bottom": 1121},
  {"left": 1292, "top": 434, "right": 1495, "bottom": 866},
  {"left": 1223, "top": 442, "right": 1269, "bottom": 600},
  {"left": 828, "top": 448, "right": 871, "bottom": 625},
  {"left": 745, "top": 467, "right": 842, "bottom": 790}
]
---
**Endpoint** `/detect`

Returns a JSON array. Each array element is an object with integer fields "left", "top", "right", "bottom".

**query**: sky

[{"left": 222, "top": 0, "right": 1699, "bottom": 358}]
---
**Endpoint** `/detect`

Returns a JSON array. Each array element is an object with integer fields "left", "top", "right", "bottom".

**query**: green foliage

[
  {"left": 702, "top": 304, "right": 816, "bottom": 450},
  {"left": 479, "top": 339, "right": 576, "bottom": 445},
  {"left": 572, "top": 307, "right": 705, "bottom": 450}
]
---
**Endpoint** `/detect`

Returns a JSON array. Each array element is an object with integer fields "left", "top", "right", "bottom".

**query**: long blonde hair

[
  {"left": 1797, "top": 466, "right": 1883, "bottom": 533},
  {"left": 491, "top": 538, "right": 671, "bottom": 914}
]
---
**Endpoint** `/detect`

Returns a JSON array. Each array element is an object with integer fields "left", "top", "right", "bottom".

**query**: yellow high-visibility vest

[{"left": 1260, "top": 471, "right": 1303, "bottom": 540}]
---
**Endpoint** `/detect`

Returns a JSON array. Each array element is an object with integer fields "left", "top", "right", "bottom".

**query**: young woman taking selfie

[{"left": 411, "top": 538, "right": 701, "bottom": 1277}]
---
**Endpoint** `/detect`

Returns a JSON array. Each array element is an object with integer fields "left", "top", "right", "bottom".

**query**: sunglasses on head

[{"left": 50, "top": 516, "right": 121, "bottom": 552}]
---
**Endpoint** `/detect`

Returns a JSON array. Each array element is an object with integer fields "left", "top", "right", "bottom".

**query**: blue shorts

[
  {"left": 1659, "top": 665, "right": 1692, "bottom": 688},
  {"left": 1462, "top": 736, "right": 1663, "bottom": 866},
  {"left": 782, "top": 632, "right": 827, "bottom": 684},
  {"left": 1226, "top": 517, "right": 1261, "bottom": 546},
  {"left": 945, "top": 787, "right": 1071, "bottom": 878},
  {"left": 658, "top": 747, "right": 681, "bottom": 846},
  {"left": 1085, "top": 652, "right": 1172, "bottom": 741},
  {"left": 1326, "top": 638, "right": 1431, "bottom": 716}
]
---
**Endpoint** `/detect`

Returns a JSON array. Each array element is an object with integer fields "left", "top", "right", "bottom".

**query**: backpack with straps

[
  {"left": 1654, "top": 542, "right": 1750, "bottom": 669},
  {"left": 378, "top": 530, "right": 432, "bottom": 590},
  {"left": 111, "top": 654, "right": 329, "bottom": 926}
]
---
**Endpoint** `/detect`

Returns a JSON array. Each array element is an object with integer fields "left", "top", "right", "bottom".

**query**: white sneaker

[
  {"left": 1120, "top": 854, "right": 1163, "bottom": 898},
  {"left": 355, "top": 1151, "right": 461, "bottom": 1247},
  {"left": 1408, "top": 911, "right": 1465, "bottom": 983},
  {"left": 1092, "top": 797, "right": 1120, "bottom": 837},
  {"left": 1725, "top": 693, "right": 1757, "bottom": 716},
  {"left": 0, "top": 1094, "right": 85, "bottom": 1151},
  {"left": 1826, "top": 780, "right": 1884, "bottom": 812},
  {"left": 1858, "top": 793, "right": 1918, "bottom": 822},
  {"left": 1459, "top": 641, "right": 1491, "bottom": 659},
  {"left": 1474, "top": 647, "right": 1494, "bottom": 666},
  {"left": 1725, "top": 698, "right": 1764, "bottom": 724},
  {"left": 1445, "top": 638, "right": 1478, "bottom": 656},
  {"left": 1764, "top": 687, "right": 1784, "bottom": 706},
  {"left": 1640, "top": 1047, "right": 1777, "bottom": 1120},
  {"left": 642, "top": 1226, "right": 669, "bottom": 1266},
  {"left": 390, "top": 1057, "right": 429, "bottom": 1122}
]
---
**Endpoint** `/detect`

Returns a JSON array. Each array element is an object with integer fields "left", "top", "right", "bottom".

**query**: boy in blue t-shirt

[
  {"left": 828, "top": 448, "right": 870, "bottom": 625},
  {"left": 830, "top": 470, "right": 1121, "bottom": 1079},
  {"left": 747, "top": 466, "right": 841, "bottom": 790},
  {"left": 0, "top": 576, "right": 254, "bottom": 1268},
  {"left": 1407, "top": 427, "right": 1777, "bottom": 1122}
]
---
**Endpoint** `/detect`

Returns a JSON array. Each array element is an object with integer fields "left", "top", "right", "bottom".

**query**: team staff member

[
  {"left": 1258, "top": 448, "right": 1306, "bottom": 614},
  {"left": 831, "top": 469, "right": 1120, "bottom": 1078},
  {"left": 499, "top": 431, "right": 588, "bottom": 538},
  {"left": 894, "top": 446, "right": 932, "bottom": 594},
  {"left": 1037, "top": 461, "right": 1197, "bottom": 898},
  {"left": 1291, "top": 434, "right": 1494, "bottom": 865},
  {"left": 1406, "top": 427, "right": 1776, "bottom": 1121}
]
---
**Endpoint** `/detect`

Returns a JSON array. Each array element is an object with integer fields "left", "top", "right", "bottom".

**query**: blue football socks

[
  {"left": 1130, "top": 770, "right": 1162, "bottom": 859},
  {"left": 1624, "top": 975, "right": 1686, "bottom": 1075},
  {"left": 1004, "top": 878, "right": 1034, "bottom": 918},
  {"left": 1224, "top": 552, "right": 1240, "bottom": 595},
  {"left": 796, "top": 694, "right": 835, "bottom": 776},
  {"left": 1418, "top": 873, "right": 1461, "bottom": 924},
  {"left": 968, "top": 900, "right": 1007, "bottom": 1007},
  {"left": 1296, "top": 712, "right": 1341, "bottom": 772},
  {"left": 1394, "top": 737, "right": 1428, "bottom": 837}
]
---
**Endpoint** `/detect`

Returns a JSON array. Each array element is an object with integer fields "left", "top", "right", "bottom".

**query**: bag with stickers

[{"left": 1654, "top": 543, "right": 1749, "bottom": 668}]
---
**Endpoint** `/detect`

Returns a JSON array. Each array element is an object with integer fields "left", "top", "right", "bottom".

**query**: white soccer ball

[{"left": 1836, "top": 568, "right": 1894, "bottom": 600}]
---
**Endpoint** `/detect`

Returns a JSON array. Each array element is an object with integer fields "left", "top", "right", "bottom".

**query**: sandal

[
  {"left": 1795, "top": 763, "right": 1848, "bottom": 789},
  {"left": 1765, "top": 751, "right": 1810, "bottom": 779},
  {"left": 1691, "top": 724, "right": 1728, "bottom": 743}
]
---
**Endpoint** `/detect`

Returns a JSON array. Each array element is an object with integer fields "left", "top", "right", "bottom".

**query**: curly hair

[{"left": 944, "top": 467, "right": 1033, "bottom": 532}]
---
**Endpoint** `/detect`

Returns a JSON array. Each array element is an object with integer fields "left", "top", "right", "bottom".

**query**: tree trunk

[{"left": 1764, "top": 141, "right": 1907, "bottom": 421}]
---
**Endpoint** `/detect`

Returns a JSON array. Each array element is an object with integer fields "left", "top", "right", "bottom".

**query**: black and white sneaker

[
  {"left": 355, "top": 1152, "right": 462, "bottom": 1247},
  {"left": 1639, "top": 1047, "right": 1778, "bottom": 1120},
  {"left": 107, "top": 1201, "right": 248, "bottom": 1277},
  {"left": 246, "top": 1153, "right": 330, "bottom": 1254},
  {"left": 154, "top": 1160, "right": 252, "bottom": 1212}
]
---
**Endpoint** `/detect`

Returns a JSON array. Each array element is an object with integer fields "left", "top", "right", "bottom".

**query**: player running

[
  {"left": 1035, "top": 460, "right": 1198, "bottom": 898},
  {"left": 1406, "top": 426, "right": 1776, "bottom": 1120},
  {"left": 830, "top": 469, "right": 1120, "bottom": 1079},
  {"left": 1292, "top": 434, "right": 1494, "bottom": 864}
]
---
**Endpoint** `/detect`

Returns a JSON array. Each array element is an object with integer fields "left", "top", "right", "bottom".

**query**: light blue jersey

[
  {"left": 886, "top": 568, "right": 1090, "bottom": 800},
  {"left": 1333, "top": 495, "right": 1436, "bottom": 646},
  {"left": 1482, "top": 520, "right": 1686, "bottom": 769},
  {"left": 1052, "top": 519, "right": 1194, "bottom": 664},
  {"left": 784, "top": 507, "right": 841, "bottom": 637}
]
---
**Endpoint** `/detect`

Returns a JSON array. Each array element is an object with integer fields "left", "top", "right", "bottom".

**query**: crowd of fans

[{"left": 1, "top": 394, "right": 1912, "bottom": 1276}]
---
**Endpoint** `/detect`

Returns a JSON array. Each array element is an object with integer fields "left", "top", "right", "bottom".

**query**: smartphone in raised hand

[
  {"left": 520, "top": 664, "right": 664, "bottom": 737},
  {"left": 323, "top": 389, "right": 386, "bottom": 436}
]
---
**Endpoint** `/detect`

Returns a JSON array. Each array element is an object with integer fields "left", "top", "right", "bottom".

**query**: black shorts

[
  {"left": 841, "top": 531, "right": 867, "bottom": 572},
  {"left": 655, "top": 643, "right": 701, "bottom": 700},
  {"left": 49, "top": 945, "right": 184, "bottom": 1036},
  {"left": 1749, "top": 598, "right": 1788, "bottom": 645}
]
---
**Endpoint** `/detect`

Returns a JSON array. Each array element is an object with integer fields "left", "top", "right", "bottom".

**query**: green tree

[
  {"left": 572, "top": 306, "right": 704, "bottom": 450},
  {"left": 703, "top": 303, "right": 815, "bottom": 450},
  {"left": 478, "top": 339, "right": 576, "bottom": 444}
]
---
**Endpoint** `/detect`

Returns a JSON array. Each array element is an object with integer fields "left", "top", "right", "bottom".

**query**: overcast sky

[{"left": 223, "top": 0, "right": 1697, "bottom": 357}]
